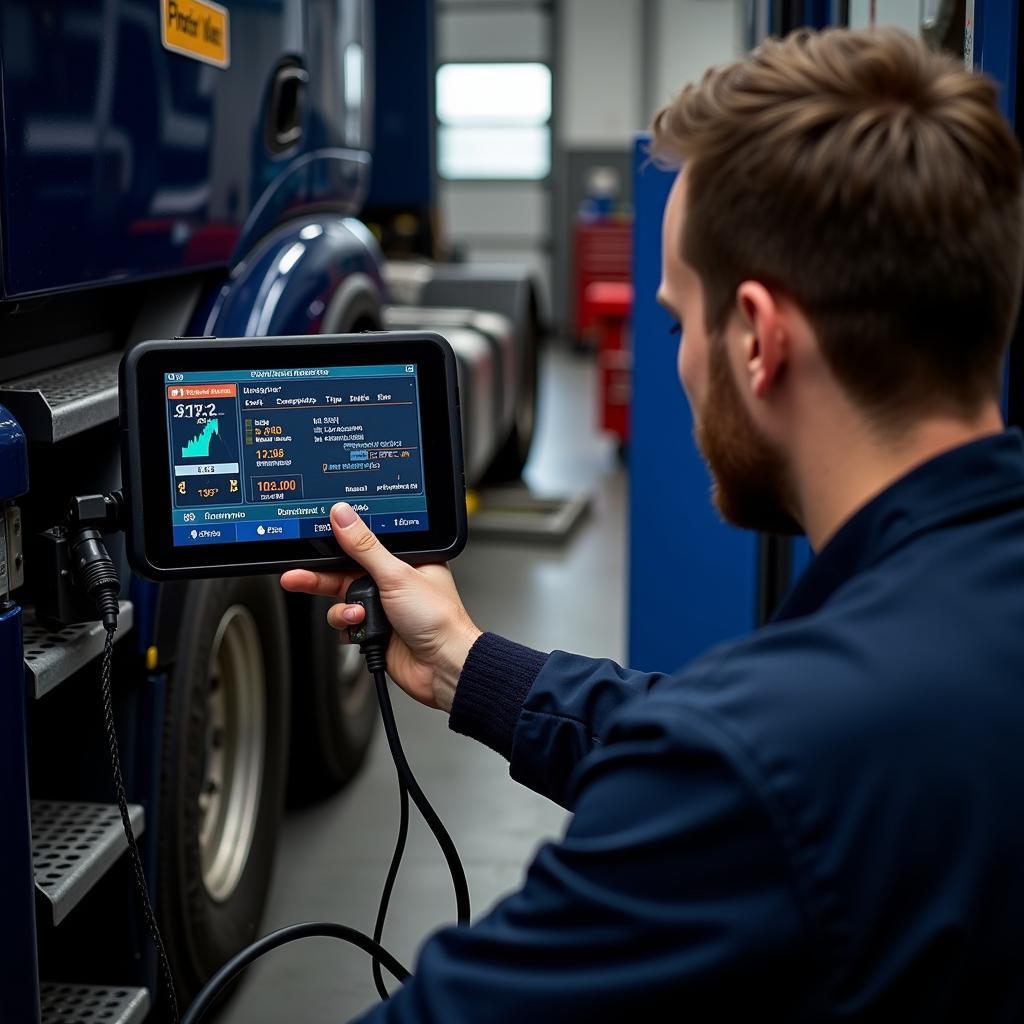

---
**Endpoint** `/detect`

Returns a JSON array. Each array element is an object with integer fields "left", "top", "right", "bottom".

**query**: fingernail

[
  {"left": 343, "top": 606, "right": 361, "bottom": 622},
  {"left": 332, "top": 502, "right": 358, "bottom": 527}
]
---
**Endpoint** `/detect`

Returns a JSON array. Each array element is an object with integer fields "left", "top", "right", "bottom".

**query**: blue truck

[{"left": 0, "top": 2, "right": 539, "bottom": 1020}]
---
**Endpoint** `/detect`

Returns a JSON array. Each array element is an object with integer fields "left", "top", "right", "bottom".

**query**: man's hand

[{"left": 280, "top": 502, "right": 481, "bottom": 712}]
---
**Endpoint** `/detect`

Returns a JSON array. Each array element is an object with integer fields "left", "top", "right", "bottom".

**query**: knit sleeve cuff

[{"left": 448, "top": 632, "right": 548, "bottom": 760}]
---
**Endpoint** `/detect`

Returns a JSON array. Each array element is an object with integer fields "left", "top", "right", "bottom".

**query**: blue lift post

[
  {"left": 970, "top": 0, "right": 1018, "bottom": 122},
  {"left": 0, "top": 403, "right": 39, "bottom": 1024},
  {"left": 627, "top": 138, "right": 758, "bottom": 672},
  {"left": 972, "top": 0, "right": 1022, "bottom": 421}
]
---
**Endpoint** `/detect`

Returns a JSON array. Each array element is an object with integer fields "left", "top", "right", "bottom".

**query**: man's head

[{"left": 653, "top": 27, "right": 1024, "bottom": 535}]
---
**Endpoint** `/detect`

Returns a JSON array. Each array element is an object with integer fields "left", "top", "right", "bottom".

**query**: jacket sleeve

[
  {"left": 352, "top": 699, "right": 810, "bottom": 1024},
  {"left": 449, "top": 634, "right": 672, "bottom": 808}
]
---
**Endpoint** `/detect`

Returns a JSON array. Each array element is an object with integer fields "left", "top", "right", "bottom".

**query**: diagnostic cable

[{"left": 67, "top": 493, "right": 471, "bottom": 1023}]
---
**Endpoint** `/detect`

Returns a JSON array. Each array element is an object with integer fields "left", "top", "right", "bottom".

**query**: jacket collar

[{"left": 772, "top": 429, "right": 1024, "bottom": 623}]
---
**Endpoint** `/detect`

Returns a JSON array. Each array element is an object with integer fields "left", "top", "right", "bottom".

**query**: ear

[{"left": 736, "top": 281, "right": 787, "bottom": 400}]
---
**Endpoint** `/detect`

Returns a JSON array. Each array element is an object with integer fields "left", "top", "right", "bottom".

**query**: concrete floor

[{"left": 217, "top": 346, "right": 627, "bottom": 1022}]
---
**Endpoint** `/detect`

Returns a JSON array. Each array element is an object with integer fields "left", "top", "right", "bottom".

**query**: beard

[{"left": 694, "top": 337, "right": 803, "bottom": 536}]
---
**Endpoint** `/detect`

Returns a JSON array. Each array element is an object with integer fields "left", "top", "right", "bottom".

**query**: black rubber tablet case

[{"left": 119, "top": 333, "right": 467, "bottom": 579}]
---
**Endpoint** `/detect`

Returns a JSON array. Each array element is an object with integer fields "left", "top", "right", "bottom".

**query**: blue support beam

[
  {"left": 627, "top": 138, "right": 757, "bottom": 671},
  {"left": 804, "top": 0, "right": 832, "bottom": 29},
  {"left": 971, "top": 0, "right": 1018, "bottom": 122},
  {"left": 967, "top": 0, "right": 1019, "bottom": 415}
]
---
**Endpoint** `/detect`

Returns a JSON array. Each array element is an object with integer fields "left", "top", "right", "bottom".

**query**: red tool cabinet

[{"left": 585, "top": 280, "right": 633, "bottom": 445}]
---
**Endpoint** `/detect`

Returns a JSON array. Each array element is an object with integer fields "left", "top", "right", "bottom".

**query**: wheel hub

[{"left": 198, "top": 604, "right": 267, "bottom": 903}]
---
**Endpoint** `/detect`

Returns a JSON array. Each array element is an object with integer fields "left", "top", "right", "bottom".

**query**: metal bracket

[{"left": 0, "top": 502, "right": 24, "bottom": 601}]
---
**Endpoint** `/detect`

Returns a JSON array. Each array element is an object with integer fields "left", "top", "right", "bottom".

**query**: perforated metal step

[
  {"left": 32, "top": 801, "right": 145, "bottom": 926},
  {"left": 23, "top": 601, "right": 133, "bottom": 699},
  {"left": 40, "top": 983, "right": 149, "bottom": 1024},
  {"left": 0, "top": 350, "right": 120, "bottom": 442}
]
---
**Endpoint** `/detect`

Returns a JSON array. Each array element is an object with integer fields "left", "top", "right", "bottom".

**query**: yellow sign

[{"left": 161, "top": 0, "right": 230, "bottom": 69}]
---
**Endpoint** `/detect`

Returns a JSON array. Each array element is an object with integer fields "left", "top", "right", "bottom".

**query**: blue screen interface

[{"left": 164, "top": 364, "right": 429, "bottom": 546}]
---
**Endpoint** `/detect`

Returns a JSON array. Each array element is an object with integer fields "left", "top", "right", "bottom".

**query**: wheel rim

[
  {"left": 198, "top": 605, "right": 267, "bottom": 903},
  {"left": 337, "top": 642, "right": 372, "bottom": 717}
]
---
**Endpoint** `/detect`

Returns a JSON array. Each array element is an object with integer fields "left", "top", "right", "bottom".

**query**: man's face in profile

[{"left": 658, "top": 170, "right": 800, "bottom": 536}]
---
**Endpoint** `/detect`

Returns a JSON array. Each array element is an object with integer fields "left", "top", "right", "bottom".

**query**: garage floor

[{"left": 216, "top": 345, "right": 627, "bottom": 1023}]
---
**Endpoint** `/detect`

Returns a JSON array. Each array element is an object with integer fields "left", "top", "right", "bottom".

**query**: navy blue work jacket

[{"left": 356, "top": 431, "right": 1024, "bottom": 1022}]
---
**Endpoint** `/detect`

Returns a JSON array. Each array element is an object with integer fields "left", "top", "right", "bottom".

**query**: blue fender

[
  {"left": 201, "top": 216, "right": 387, "bottom": 338},
  {"left": 0, "top": 404, "right": 29, "bottom": 501}
]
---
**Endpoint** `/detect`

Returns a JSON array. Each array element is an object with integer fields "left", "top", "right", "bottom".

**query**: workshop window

[{"left": 436, "top": 62, "right": 552, "bottom": 180}]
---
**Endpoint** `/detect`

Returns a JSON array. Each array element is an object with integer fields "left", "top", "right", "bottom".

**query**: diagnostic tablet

[{"left": 120, "top": 333, "right": 466, "bottom": 579}]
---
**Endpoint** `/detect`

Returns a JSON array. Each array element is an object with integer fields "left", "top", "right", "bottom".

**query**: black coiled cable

[
  {"left": 100, "top": 625, "right": 181, "bottom": 1024},
  {"left": 372, "top": 751, "right": 409, "bottom": 1000},
  {"left": 92, "top": 564, "right": 467, "bottom": 1022},
  {"left": 181, "top": 655, "right": 469, "bottom": 1022},
  {"left": 181, "top": 923, "right": 411, "bottom": 1024},
  {"left": 367, "top": 658, "right": 472, "bottom": 999}
]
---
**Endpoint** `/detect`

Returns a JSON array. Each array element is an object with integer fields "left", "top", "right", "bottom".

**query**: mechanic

[{"left": 282, "top": 26, "right": 1024, "bottom": 1021}]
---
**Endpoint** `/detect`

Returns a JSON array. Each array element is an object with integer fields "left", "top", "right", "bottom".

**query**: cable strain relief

[
  {"left": 83, "top": 561, "right": 118, "bottom": 595},
  {"left": 96, "top": 588, "right": 120, "bottom": 632},
  {"left": 362, "top": 644, "right": 387, "bottom": 674}
]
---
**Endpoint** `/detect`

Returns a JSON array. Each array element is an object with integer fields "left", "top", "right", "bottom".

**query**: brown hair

[{"left": 652, "top": 27, "right": 1024, "bottom": 423}]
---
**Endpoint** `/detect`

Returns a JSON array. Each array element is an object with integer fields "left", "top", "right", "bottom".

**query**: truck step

[
  {"left": 32, "top": 801, "right": 145, "bottom": 926},
  {"left": 23, "top": 601, "right": 134, "bottom": 699},
  {"left": 0, "top": 350, "right": 121, "bottom": 442},
  {"left": 40, "top": 983, "right": 150, "bottom": 1024}
]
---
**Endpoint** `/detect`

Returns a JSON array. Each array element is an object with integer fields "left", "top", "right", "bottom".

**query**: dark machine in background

[
  {"left": 365, "top": 0, "right": 543, "bottom": 485},
  {"left": 0, "top": 1, "right": 540, "bottom": 1021}
]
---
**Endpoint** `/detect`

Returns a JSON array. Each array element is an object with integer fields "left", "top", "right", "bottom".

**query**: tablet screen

[{"left": 164, "top": 363, "right": 429, "bottom": 547}]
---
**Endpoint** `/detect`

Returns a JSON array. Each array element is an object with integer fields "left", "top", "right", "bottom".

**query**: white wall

[
  {"left": 559, "top": 0, "right": 643, "bottom": 146},
  {"left": 649, "top": 0, "right": 744, "bottom": 122},
  {"left": 849, "top": 0, "right": 922, "bottom": 32},
  {"left": 438, "top": 5, "right": 549, "bottom": 62},
  {"left": 436, "top": 1, "right": 554, "bottom": 317},
  {"left": 557, "top": 0, "right": 743, "bottom": 148}
]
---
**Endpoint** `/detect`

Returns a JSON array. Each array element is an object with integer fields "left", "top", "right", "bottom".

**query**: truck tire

[
  {"left": 286, "top": 594, "right": 378, "bottom": 801},
  {"left": 157, "top": 575, "right": 290, "bottom": 1005},
  {"left": 483, "top": 286, "right": 541, "bottom": 483}
]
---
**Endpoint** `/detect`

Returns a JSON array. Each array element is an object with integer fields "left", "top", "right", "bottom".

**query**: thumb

[{"left": 331, "top": 503, "right": 408, "bottom": 587}]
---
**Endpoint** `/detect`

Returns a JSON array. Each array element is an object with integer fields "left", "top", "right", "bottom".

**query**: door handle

[{"left": 266, "top": 62, "right": 309, "bottom": 153}]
